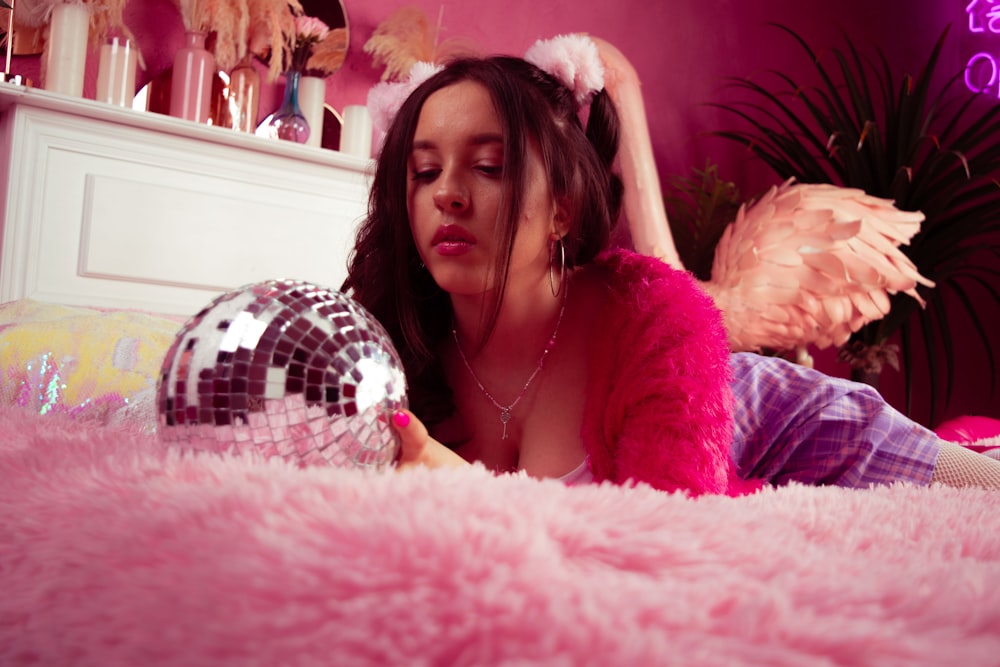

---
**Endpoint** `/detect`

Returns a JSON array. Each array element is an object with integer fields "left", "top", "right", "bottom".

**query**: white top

[{"left": 558, "top": 457, "right": 595, "bottom": 486}]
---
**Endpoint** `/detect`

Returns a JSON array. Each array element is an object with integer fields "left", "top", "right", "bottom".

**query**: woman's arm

[{"left": 585, "top": 251, "right": 735, "bottom": 495}]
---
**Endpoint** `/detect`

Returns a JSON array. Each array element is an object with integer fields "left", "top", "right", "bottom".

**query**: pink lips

[{"left": 431, "top": 224, "right": 476, "bottom": 256}]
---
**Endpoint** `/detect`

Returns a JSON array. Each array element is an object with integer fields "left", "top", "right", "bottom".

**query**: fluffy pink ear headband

[
  {"left": 524, "top": 34, "right": 605, "bottom": 105},
  {"left": 365, "top": 33, "right": 605, "bottom": 153}
]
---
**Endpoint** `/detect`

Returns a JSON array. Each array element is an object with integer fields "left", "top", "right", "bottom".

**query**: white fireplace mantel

[{"left": 0, "top": 82, "right": 372, "bottom": 316}]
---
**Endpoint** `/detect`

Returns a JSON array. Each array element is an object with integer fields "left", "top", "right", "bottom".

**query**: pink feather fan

[
  {"left": 703, "top": 179, "right": 935, "bottom": 354},
  {"left": 592, "top": 36, "right": 934, "bottom": 362}
]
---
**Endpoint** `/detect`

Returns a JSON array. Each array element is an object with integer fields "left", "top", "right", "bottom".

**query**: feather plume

[
  {"left": 703, "top": 180, "right": 935, "bottom": 354},
  {"left": 363, "top": 6, "right": 478, "bottom": 81}
]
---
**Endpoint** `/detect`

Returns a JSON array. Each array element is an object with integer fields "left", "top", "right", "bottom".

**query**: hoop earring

[{"left": 549, "top": 238, "right": 565, "bottom": 297}]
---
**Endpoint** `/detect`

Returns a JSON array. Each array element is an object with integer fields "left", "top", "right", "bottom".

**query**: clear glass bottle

[{"left": 227, "top": 53, "right": 260, "bottom": 133}]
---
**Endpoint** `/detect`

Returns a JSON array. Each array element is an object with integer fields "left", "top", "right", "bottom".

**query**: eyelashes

[
  {"left": 408, "top": 164, "right": 504, "bottom": 183},
  {"left": 410, "top": 169, "right": 440, "bottom": 182}
]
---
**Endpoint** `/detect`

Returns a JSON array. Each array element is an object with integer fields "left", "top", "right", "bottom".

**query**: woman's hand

[{"left": 391, "top": 409, "right": 469, "bottom": 471}]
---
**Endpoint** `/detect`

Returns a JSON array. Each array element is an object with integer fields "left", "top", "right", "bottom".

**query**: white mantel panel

[
  {"left": 78, "top": 172, "right": 360, "bottom": 292},
  {"left": 0, "top": 85, "right": 371, "bottom": 316}
]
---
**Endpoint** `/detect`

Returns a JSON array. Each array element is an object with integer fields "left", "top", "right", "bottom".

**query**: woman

[
  {"left": 344, "top": 40, "right": 1000, "bottom": 493},
  {"left": 344, "top": 49, "right": 736, "bottom": 494}
]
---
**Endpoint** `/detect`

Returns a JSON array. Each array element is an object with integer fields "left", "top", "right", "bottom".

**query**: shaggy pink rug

[{"left": 1, "top": 407, "right": 999, "bottom": 666}]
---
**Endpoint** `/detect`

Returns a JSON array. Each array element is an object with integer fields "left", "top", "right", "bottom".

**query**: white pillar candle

[
  {"left": 95, "top": 37, "right": 138, "bottom": 107},
  {"left": 340, "top": 105, "right": 373, "bottom": 160},
  {"left": 43, "top": 3, "right": 90, "bottom": 97},
  {"left": 298, "top": 75, "right": 326, "bottom": 148}
]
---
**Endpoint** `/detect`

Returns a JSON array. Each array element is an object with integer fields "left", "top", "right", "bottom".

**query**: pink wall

[
  {"left": 8, "top": 0, "right": 996, "bottom": 426},
  {"left": 10, "top": 0, "right": 960, "bottom": 190}
]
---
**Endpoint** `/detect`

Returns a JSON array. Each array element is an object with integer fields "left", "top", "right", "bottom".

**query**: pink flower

[
  {"left": 295, "top": 15, "right": 330, "bottom": 42},
  {"left": 288, "top": 15, "right": 331, "bottom": 73}
]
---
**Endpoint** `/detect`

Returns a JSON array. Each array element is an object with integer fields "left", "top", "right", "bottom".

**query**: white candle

[
  {"left": 298, "top": 76, "right": 326, "bottom": 148},
  {"left": 340, "top": 105, "right": 373, "bottom": 159},
  {"left": 43, "top": 3, "right": 90, "bottom": 97}
]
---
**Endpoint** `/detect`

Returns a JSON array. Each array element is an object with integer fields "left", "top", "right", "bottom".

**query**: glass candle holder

[
  {"left": 95, "top": 37, "right": 138, "bottom": 107},
  {"left": 227, "top": 54, "right": 261, "bottom": 133}
]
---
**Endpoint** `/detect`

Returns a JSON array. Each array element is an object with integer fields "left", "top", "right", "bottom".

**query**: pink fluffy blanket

[{"left": 2, "top": 407, "right": 999, "bottom": 666}]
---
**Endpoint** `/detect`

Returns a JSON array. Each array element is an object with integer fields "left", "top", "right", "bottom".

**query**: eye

[
  {"left": 409, "top": 167, "right": 440, "bottom": 182},
  {"left": 476, "top": 165, "right": 502, "bottom": 177}
]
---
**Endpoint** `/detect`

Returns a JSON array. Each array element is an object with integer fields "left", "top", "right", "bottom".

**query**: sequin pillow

[{"left": 0, "top": 300, "right": 183, "bottom": 430}]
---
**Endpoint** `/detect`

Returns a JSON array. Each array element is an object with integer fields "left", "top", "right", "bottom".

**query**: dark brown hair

[{"left": 342, "top": 55, "right": 622, "bottom": 427}]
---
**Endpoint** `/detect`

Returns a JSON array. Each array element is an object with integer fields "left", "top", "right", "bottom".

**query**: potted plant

[
  {"left": 710, "top": 24, "right": 1000, "bottom": 425},
  {"left": 662, "top": 160, "right": 743, "bottom": 283}
]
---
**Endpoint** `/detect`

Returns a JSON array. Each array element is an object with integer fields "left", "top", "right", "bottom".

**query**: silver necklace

[{"left": 452, "top": 287, "right": 568, "bottom": 440}]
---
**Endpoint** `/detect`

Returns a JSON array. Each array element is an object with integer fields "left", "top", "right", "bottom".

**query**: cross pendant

[{"left": 499, "top": 408, "right": 511, "bottom": 440}]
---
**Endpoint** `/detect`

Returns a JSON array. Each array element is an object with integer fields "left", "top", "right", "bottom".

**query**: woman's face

[{"left": 406, "top": 80, "right": 562, "bottom": 298}]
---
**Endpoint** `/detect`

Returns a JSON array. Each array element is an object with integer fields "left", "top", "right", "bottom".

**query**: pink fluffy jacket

[{"left": 581, "top": 250, "right": 735, "bottom": 495}]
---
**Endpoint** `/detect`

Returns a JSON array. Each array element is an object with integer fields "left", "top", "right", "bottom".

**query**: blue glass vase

[{"left": 268, "top": 70, "right": 311, "bottom": 143}]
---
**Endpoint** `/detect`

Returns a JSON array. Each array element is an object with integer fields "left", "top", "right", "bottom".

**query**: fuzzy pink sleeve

[{"left": 583, "top": 251, "right": 734, "bottom": 495}]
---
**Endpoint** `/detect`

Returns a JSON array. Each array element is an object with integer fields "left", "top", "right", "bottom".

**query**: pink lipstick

[{"left": 431, "top": 224, "right": 476, "bottom": 256}]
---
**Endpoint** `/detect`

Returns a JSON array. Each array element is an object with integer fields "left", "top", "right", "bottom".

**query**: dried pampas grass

[
  {"left": 246, "top": 0, "right": 300, "bottom": 81},
  {"left": 172, "top": 0, "right": 306, "bottom": 79},
  {"left": 172, "top": 0, "right": 249, "bottom": 71},
  {"left": 364, "top": 6, "right": 478, "bottom": 81},
  {"left": 89, "top": 0, "right": 127, "bottom": 41},
  {"left": 16, "top": 0, "right": 145, "bottom": 69},
  {"left": 14, "top": 0, "right": 68, "bottom": 28},
  {"left": 305, "top": 26, "right": 346, "bottom": 77},
  {"left": 18, "top": 0, "right": 125, "bottom": 37}
]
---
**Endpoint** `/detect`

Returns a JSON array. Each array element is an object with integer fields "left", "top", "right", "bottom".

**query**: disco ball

[{"left": 156, "top": 280, "right": 406, "bottom": 469}]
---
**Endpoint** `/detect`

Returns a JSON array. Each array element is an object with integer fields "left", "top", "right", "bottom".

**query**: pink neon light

[
  {"left": 966, "top": 0, "right": 1000, "bottom": 34},
  {"left": 965, "top": 52, "right": 999, "bottom": 95}
]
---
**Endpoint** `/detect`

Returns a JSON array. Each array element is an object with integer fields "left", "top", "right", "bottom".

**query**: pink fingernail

[{"left": 393, "top": 411, "right": 410, "bottom": 427}]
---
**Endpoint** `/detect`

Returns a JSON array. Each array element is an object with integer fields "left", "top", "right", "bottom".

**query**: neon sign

[{"left": 965, "top": 0, "right": 1000, "bottom": 95}]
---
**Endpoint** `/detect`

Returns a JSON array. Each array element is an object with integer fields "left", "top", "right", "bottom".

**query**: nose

[{"left": 432, "top": 168, "right": 469, "bottom": 212}]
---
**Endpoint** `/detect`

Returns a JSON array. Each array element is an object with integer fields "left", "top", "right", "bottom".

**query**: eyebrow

[{"left": 411, "top": 133, "right": 504, "bottom": 151}]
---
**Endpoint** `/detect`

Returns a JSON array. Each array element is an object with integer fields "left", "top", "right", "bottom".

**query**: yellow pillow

[{"left": 0, "top": 300, "right": 183, "bottom": 428}]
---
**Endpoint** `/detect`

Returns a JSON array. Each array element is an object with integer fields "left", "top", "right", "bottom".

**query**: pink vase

[{"left": 169, "top": 31, "right": 215, "bottom": 123}]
